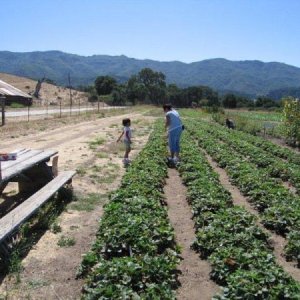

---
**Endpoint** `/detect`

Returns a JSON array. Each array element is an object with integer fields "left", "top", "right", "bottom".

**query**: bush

[
  {"left": 282, "top": 97, "right": 300, "bottom": 147},
  {"left": 10, "top": 102, "right": 25, "bottom": 108}
]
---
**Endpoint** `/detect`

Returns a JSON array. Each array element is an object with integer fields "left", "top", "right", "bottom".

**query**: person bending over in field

[
  {"left": 163, "top": 103, "right": 183, "bottom": 164},
  {"left": 226, "top": 118, "right": 235, "bottom": 129},
  {"left": 117, "top": 118, "right": 132, "bottom": 166}
]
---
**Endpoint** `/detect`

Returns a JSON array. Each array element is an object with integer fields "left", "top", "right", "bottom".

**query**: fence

[{"left": 2, "top": 101, "right": 126, "bottom": 125}]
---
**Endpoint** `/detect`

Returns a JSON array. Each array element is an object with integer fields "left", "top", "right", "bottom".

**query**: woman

[{"left": 163, "top": 103, "right": 183, "bottom": 163}]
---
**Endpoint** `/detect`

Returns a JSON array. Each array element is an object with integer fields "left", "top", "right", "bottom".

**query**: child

[{"left": 117, "top": 118, "right": 132, "bottom": 166}]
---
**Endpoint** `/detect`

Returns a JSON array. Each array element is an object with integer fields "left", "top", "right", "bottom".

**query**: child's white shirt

[{"left": 123, "top": 126, "right": 132, "bottom": 142}]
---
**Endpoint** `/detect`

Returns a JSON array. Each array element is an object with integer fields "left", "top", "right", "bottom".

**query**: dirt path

[
  {"left": 164, "top": 168, "right": 219, "bottom": 300},
  {"left": 0, "top": 111, "right": 156, "bottom": 299},
  {"left": 204, "top": 152, "right": 300, "bottom": 283}
]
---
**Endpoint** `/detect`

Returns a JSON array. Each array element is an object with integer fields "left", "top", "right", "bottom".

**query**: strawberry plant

[
  {"left": 78, "top": 122, "right": 180, "bottom": 298},
  {"left": 178, "top": 129, "right": 300, "bottom": 298}
]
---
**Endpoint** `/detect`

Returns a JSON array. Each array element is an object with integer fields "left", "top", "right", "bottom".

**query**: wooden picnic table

[
  {"left": 0, "top": 148, "right": 58, "bottom": 195},
  {"left": 0, "top": 148, "right": 75, "bottom": 256}
]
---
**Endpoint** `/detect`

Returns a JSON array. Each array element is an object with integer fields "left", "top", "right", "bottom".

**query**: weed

[
  {"left": 96, "top": 152, "right": 109, "bottom": 159},
  {"left": 70, "top": 225, "right": 79, "bottom": 230},
  {"left": 57, "top": 235, "right": 76, "bottom": 247},
  {"left": 10, "top": 103, "right": 25, "bottom": 109},
  {"left": 50, "top": 222, "right": 62, "bottom": 234},
  {"left": 88, "top": 137, "right": 106, "bottom": 150},
  {"left": 91, "top": 165, "right": 103, "bottom": 173},
  {"left": 27, "top": 278, "right": 49, "bottom": 289},
  {"left": 8, "top": 250, "right": 22, "bottom": 283},
  {"left": 69, "top": 193, "right": 108, "bottom": 212},
  {"left": 76, "top": 166, "right": 87, "bottom": 176}
]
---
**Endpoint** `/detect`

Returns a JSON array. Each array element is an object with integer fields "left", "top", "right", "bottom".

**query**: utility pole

[
  {"left": 0, "top": 96, "right": 5, "bottom": 126},
  {"left": 68, "top": 73, "right": 73, "bottom": 116}
]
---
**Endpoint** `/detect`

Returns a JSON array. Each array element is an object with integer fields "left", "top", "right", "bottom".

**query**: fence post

[
  {"left": 0, "top": 96, "right": 5, "bottom": 126},
  {"left": 27, "top": 104, "right": 30, "bottom": 122}
]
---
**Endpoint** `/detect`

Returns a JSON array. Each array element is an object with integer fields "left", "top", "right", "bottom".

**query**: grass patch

[
  {"left": 90, "top": 172, "right": 118, "bottom": 184},
  {"left": 10, "top": 102, "right": 26, "bottom": 109},
  {"left": 69, "top": 193, "right": 108, "bottom": 212},
  {"left": 50, "top": 222, "right": 62, "bottom": 234},
  {"left": 106, "top": 162, "right": 120, "bottom": 171},
  {"left": 57, "top": 235, "right": 76, "bottom": 247},
  {"left": 76, "top": 166, "right": 87, "bottom": 176},
  {"left": 96, "top": 152, "right": 109, "bottom": 159},
  {"left": 88, "top": 137, "right": 106, "bottom": 150},
  {"left": 27, "top": 278, "right": 49, "bottom": 289},
  {"left": 91, "top": 165, "right": 103, "bottom": 173},
  {"left": 7, "top": 250, "right": 22, "bottom": 283}
]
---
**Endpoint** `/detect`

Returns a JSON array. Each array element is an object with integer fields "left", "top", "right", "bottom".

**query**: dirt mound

[{"left": 0, "top": 73, "right": 89, "bottom": 106}]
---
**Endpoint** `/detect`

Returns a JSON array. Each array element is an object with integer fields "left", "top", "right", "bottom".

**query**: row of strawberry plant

[
  {"left": 220, "top": 118, "right": 300, "bottom": 166},
  {"left": 77, "top": 122, "right": 180, "bottom": 299},
  {"left": 211, "top": 112, "right": 300, "bottom": 164},
  {"left": 178, "top": 134, "right": 300, "bottom": 298},
  {"left": 242, "top": 131, "right": 300, "bottom": 166},
  {"left": 196, "top": 120, "right": 300, "bottom": 193},
  {"left": 187, "top": 120, "right": 300, "bottom": 266}
]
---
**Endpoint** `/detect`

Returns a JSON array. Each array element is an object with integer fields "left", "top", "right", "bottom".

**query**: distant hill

[{"left": 1, "top": 50, "right": 300, "bottom": 96}]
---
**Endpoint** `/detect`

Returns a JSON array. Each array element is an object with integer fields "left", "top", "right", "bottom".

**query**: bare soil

[
  {"left": 164, "top": 168, "right": 219, "bottom": 300},
  {"left": 0, "top": 109, "right": 157, "bottom": 299}
]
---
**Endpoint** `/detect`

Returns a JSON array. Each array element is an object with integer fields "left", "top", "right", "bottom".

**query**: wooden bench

[{"left": 0, "top": 170, "right": 75, "bottom": 256}]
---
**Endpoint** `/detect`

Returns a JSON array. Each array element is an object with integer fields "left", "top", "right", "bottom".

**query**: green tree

[
  {"left": 126, "top": 75, "right": 147, "bottom": 105},
  {"left": 137, "top": 68, "right": 167, "bottom": 105},
  {"left": 223, "top": 94, "right": 237, "bottom": 108},
  {"left": 255, "top": 96, "right": 279, "bottom": 108},
  {"left": 94, "top": 76, "right": 117, "bottom": 96},
  {"left": 167, "top": 84, "right": 182, "bottom": 106},
  {"left": 182, "top": 86, "right": 219, "bottom": 107},
  {"left": 282, "top": 97, "right": 300, "bottom": 146},
  {"left": 111, "top": 84, "right": 127, "bottom": 105}
]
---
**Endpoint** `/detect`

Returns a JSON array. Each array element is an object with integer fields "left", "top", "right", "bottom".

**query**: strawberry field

[{"left": 78, "top": 110, "right": 300, "bottom": 299}]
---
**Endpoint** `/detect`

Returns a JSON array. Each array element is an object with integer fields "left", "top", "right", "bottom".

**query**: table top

[{"left": 0, "top": 148, "right": 58, "bottom": 184}]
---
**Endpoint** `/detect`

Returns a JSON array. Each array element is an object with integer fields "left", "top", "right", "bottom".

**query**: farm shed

[{"left": 0, "top": 79, "right": 32, "bottom": 106}]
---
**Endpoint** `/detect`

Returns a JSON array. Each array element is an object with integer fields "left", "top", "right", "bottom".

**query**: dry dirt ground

[
  {"left": 164, "top": 169, "right": 219, "bottom": 300},
  {"left": 0, "top": 108, "right": 159, "bottom": 299}
]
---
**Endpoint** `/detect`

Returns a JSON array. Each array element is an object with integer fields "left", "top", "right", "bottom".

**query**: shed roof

[{"left": 0, "top": 79, "right": 32, "bottom": 98}]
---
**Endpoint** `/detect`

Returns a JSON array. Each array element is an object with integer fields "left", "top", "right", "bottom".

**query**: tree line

[{"left": 80, "top": 68, "right": 282, "bottom": 109}]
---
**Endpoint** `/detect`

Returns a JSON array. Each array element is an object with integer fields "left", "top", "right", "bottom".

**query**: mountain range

[{"left": 1, "top": 50, "right": 300, "bottom": 97}]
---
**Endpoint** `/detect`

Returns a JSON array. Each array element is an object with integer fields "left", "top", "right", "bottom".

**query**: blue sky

[{"left": 1, "top": 0, "right": 300, "bottom": 67}]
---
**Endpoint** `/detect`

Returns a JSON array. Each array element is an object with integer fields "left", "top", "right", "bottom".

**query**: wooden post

[
  {"left": 59, "top": 98, "right": 62, "bottom": 118},
  {"left": 27, "top": 104, "right": 30, "bottom": 122},
  {"left": 68, "top": 73, "right": 72, "bottom": 116},
  {"left": 0, "top": 96, "right": 5, "bottom": 126}
]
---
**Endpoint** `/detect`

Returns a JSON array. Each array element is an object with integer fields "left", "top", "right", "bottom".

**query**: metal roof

[{"left": 0, "top": 79, "right": 32, "bottom": 98}]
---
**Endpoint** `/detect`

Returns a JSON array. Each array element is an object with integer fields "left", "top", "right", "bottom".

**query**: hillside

[
  {"left": 0, "top": 72, "right": 89, "bottom": 106},
  {"left": 1, "top": 51, "right": 300, "bottom": 96}
]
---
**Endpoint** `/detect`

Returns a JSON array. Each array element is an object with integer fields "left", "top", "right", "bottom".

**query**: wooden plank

[
  {"left": 1, "top": 150, "right": 58, "bottom": 182},
  {"left": 0, "top": 170, "right": 75, "bottom": 243},
  {"left": 1, "top": 149, "right": 42, "bottom": 171}
]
